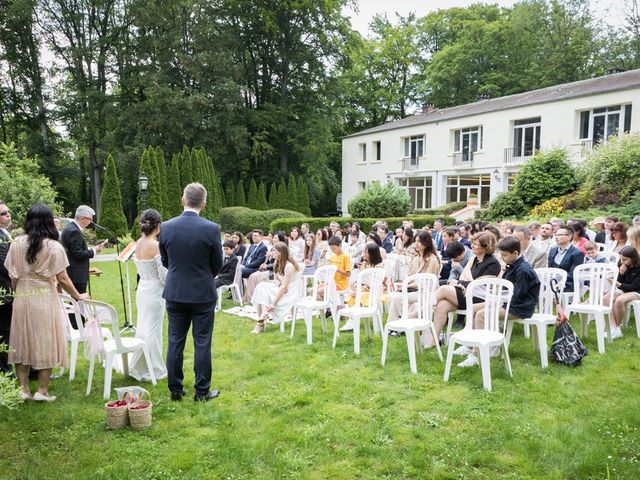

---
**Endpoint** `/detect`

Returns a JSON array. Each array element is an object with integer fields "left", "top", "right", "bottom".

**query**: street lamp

[{"left": 139, "top": 172, "right": 149, "bottom": 210}]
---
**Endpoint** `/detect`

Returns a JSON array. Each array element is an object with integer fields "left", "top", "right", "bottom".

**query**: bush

[
  {"left": 529, "top": 197, "right": 568, "bottom": 219},
  {"left": 414, "top": 201, "right": 467, "bottom": 215},
  {"left": 514, "top": 148, "right": 578, "bottom": 207},
  {"left": 220, "top": 207, "right": 305, "bottom": 233},
  {"left": 347, "top": 183, "right": 410, "bottom": 218},
  {"left": 482, "top": 190, "right": 529, "bottom": 221},
  {"left": 270, "top": 215, "right": 456, "bottom": 235},
  {"left": 579, "top": 133, "right": 640, "bottom": 200}
]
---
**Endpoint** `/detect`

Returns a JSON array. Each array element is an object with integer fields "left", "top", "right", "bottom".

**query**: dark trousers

[
  {"left": 166, "top": 300, "right": 216, "bottom": 395},
  {"left": 0, "top": 303, "right": 12, "bottom": 373},
  {"left": 68, "top": 282, "right": 87, "bottom": 329}
]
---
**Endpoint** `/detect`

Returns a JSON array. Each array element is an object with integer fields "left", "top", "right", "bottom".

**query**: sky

[{"left": 343, "top": 0, "right": 630, "bottom": 35}]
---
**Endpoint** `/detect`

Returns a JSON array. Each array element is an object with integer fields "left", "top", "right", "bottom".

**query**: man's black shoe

[
  {"left": 194, "top": 389, "right": 220, "bottom": 402},
  {"left": 170, "top": 389, "right": 186, "bottom": 401}
]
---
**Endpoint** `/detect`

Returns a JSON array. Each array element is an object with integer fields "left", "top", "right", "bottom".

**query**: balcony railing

[
  {"left": 403, "top": 157, "right": 420, "bottom": 172},
  {"left": 503, "top": 147, "right": 539, "bottom": 165},
  {"left": 452, "top": 152, "right": 474, "bottom": 168}
]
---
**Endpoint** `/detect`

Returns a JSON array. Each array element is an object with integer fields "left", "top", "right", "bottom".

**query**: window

[
  {"left": 507, "top": 173, "right": 517, "bottom": 191},
  {"left": 579, "top": 104, "right": 632, "bottom": 144},
  {"left": 398, "top": 177, "right": 432, "bottom": 210},
  {"left": 446, "top": 175, "right": 491, "bottom": 205},
  {"left": 512, "top": 117, "right": 541, "bottom": 158},
  {"left": 403, "top": 135, "right": 424, "bottom": 160},
  {"left": 357, "top": 181, "right": 366, "bottom": 191},
  {"left": 374, "top": 141, "right": 381, "bottom": 161},
  {"left": 453, "top": 126, "right": 483, "bottom": 162},
  {"left": 359, "top": 143, "right": 367, "bottom": 163}
]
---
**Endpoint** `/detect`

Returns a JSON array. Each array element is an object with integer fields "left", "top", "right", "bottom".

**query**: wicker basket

[
  {"left": 128, "top": 390, "right": 152, "bottom": 430},
  {"left": 105, "top": 392, "right": 133, "bottom": 430}
]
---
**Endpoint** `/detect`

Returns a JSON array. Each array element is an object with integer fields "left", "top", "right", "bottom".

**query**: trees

[
  {"left": 225, "top": 182, "right": 236, "bottom": 208},
  {"left": 297, "top": 176, "right": 311, "bottom": 216},
  {"left": 235, "top": 180, "right": 246, "bottom": 207},
  {"left": 276, "top": 177, "right": 288, "bottom": 209},
  {"left": 166, "top": 154, "right": 183, "bottom": 218},
  {"left": 247, "top": 179, "right": 259, "bottom": 209},
  {"left": 256, "top": 181, "right": 268, "bottom": 210},
  {"left": 98, "top": 154, "right": 128, "bottom": 237},
  {"left": 268, "top": 182, "right": 278, "bottom": 209}
]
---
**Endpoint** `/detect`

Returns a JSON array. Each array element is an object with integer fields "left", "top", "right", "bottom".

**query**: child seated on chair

[
  {"left": 316, "top": 236, "right": 351, "bottom": 300},
  {"left": 584, "top": 241, "right": 606, "bottom": 264},
  {"left": 214, "top": 240, "right": 239, "bottom": 289},
  {"left": 344, "top": 243, "right": 385, "bottom": 307},
  {"left": 604, "top": 246, "right": 640, "bottom": 340},
  {"left": 457, "top": 236, "right": 540, "bottom": 368}
]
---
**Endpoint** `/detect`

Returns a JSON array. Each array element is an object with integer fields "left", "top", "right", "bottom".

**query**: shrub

[
  {"left": 529, "top": 197, "right": 566, "bottom": 218},
  {"left": 579, "top": 133, "right": 640, "bottom": 200},
  {"left": 414, "top": 201, "right": 467, "bottom": 215},
  {"left": 347, "top": 183, "right": 410, "bottom": 218},
  {"left": 482, "top": 191, "right": 529, "bottom": 221},
  {"left": 219, "top": 207, "right": 305, "bottom": 233},
  {"left": 270, "top": 215, "right": 456, "bottom": 235},
  {"left": 514, "top": 148, "right": 578, "bottom": 207}
]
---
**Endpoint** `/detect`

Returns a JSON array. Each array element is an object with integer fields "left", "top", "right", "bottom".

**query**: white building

[{"left": 341, "top": 69, "right": 640, "bottom": 214}]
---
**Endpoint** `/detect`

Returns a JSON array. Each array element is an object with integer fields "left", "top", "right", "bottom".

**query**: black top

[
  {"left": 0, "top": 229, "right": 12, "bottom": 303},
  {"left": 618, "top": 264, "right": 640, "bottom": 293},
  {"left": 460, "top": 254, "right": 502, "bottom": 288},
  {"left": 503, "top": 256, "right": 540, "bottom": 318},
  {"left": 60, "top": 222, "right": 94, "bottom": 285}
]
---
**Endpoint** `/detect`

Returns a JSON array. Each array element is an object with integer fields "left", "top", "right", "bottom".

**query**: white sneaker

[
  {"left": 457, "top": 354, "right": 479, "bottom": 368},
  {"left": 610, "top": 326, "right": 623, "bottom": 340},
  {"left": 453, "top": 345, "right": 473, "bottom": 356},
  {"left": 340, "top": 320, "right": 354, "bottom": 332}
]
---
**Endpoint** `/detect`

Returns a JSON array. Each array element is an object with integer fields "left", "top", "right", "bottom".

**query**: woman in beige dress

[{"left": 5, "top": 205, "right": 88, "bottom": 402}]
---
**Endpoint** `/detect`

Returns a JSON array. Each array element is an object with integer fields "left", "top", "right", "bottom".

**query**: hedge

[
  {"left": 413, "top": 201, "right": 467, "bottom": 216},
  {"left": 270, "top": 215, "right": 457, "bottom": 235},
  {"left": 220, "top": 207, "right": 305, "bottom": 233}
]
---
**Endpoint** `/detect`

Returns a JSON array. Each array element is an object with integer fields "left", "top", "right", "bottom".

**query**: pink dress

[{"left": 5, "top": 237, "right": 69, "bottom": 369}]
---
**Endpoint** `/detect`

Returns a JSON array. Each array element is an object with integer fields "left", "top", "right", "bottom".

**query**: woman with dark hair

[
  {"left": 610, "top": 222, "right": 629, "bottom": 253},
  {"left": 344, "top": 243, "right": 385, "bottom": 310},
  {"left": 251, "top": 242, "right": 301, "bottom": 333},
  {"left": 288, "top": 227, "right": 305, "bottom": 261},
  {"left": 316, "top": 228, "right": 329, "bottom": 263},
  {"left": 232, "top": 231, "right": 246, "bottom": 259},
  {"left": 128, "top": 209, "right": 167, "bottom": 382},
  {"left": 302, "top": 234, "right": 320, "bottom": 276},
  {"left": 568, "top": 222, "right": 588, "bottom": 254},
  {"left": 366, "top": 231, "right": 387, "bottom": 259},
  {"left": 607, "top": 245, "right": 640, "bottom": 340},
  {"left": 6, "top": 204, "right": 88, "bottom": 401}
]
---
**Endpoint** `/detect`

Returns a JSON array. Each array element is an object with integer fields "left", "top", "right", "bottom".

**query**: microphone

[{"left": 91, "top": 221, "right": 122, "bottom": 245}]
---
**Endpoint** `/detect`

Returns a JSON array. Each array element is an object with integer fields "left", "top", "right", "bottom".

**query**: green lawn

[{"left": 2, "top": 261, "right": 639, "bottom": 479}]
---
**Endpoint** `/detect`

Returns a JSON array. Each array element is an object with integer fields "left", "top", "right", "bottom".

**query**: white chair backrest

[
  {"left": 400, "top": 273, "right": 438, "bottom": 321},
  {"left": 312, "top": 264, "right": 337, "bottom": 303},
  {"left": 382, "top": 256, "right": 397, "bottom": 284},
  {"left": 353, "top": 267, "right": 386, "bottom": 308},
  {"left": 59, "top": 294, "right": 83, "bottom": 335},
  {"left": 534, "top": 268, "right": 567, "bottom": 316},
  {"left": 572, "top": 263, "right": 618, "bottom": 307},
  {"left": 605, "top": 251, "right": 620, "bottom": 264},
  {"left": 465, "top": 278, "right": 514, "bottom": 332},
  {"left": 595, "top": 242, "right": 607, "bottom": 252},
  {"left": 78, "top": 299, "right": 122, "bottom": 348},
  {"left": 232, "top": 256, "right": 244, "bottom": 286}
]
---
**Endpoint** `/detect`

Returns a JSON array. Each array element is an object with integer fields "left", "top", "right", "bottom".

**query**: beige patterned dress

[{"left": 5, "top": 236, "right": 69, "bottom": 369}]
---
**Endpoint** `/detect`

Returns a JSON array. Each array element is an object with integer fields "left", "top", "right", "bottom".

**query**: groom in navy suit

[{"left": 159, "top": 183, "right": 223, "bottom": 402}]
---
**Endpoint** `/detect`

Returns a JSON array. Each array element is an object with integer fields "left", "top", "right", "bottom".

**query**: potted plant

[{"left": 467, "top": 193, "right": 479, "bottom": 206}]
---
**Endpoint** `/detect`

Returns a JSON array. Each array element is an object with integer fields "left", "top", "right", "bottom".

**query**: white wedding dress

[{"left": 128, "top": 254, "right": 168, "bottom": 381}]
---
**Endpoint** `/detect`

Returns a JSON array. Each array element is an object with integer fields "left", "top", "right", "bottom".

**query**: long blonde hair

[
  {"left": 273, "top": 242, "right": 299, "bottom": 276},
  {"left": 627, "top": 226, "right": 640, "bottom": 254}
]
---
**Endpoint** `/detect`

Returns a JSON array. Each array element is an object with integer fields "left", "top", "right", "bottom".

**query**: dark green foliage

[
  {"left": 221, "top": 186, "right": 227, "bottom": 208},
  {"left": 220, "top": 207, "right": 305, "bottom": 234},
  {"left": 247, "top": 179, "right": 259, "bottom": 209},
  {"left": 155, "top": 147, "right": 169, "bottom": 219},
  {"left": 270, "top": 215, "right": 456, "bottom": 235},
  {"left": 256, "top": 181, "right": 268, "bottom": 210},
  {"left": 268, "top": 182, "right": 278, "bottom": 209},
  {"left": 513, "top": 149, "right": 578, "bottom": 208},
  {"left": 225, "top": 182, "right": 236, "bottom": 208},
  {"left": 235, "top": 180, "right": 246, "bottom": 207},
  {"left": 180, "top": 146, "right": 193, "bottom": 187},
  {"left": 414, "top": 201, "right": 467, "bottom": 215},
  {"left": 98, "top": 154, "right": 128, "bottom": 237},
  {"left": 137, "top": 147, "right": 164, "bottom": 215},
  {"left": 348, "top": 183, "right": 410, "bottom": 218},
  {"left": 297, "top": 175, "right": 311, "bottom": 216},
  {"left": 287, "top": 174, "right": 298, "bottom": 206},
  {"left": 483, "top": 191, "right": 529, "bottom": 221},
  {"left": 277, "top": 177, "right": 288, "bottom": 209},
  {"left": 166, "top": 154, "right": 183, "bottom": 218}
]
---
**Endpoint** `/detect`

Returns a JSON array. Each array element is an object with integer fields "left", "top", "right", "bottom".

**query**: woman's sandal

[{"left": 252, "top": 320, "right": 265, "bottom": 334}]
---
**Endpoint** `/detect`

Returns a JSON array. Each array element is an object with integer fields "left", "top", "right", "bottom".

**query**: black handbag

[{"left": 551, "top": 322, "right": 588, "bottom": 366}]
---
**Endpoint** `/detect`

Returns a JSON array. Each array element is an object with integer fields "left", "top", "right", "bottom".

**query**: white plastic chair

[
  {"left": 443, "top": 278, "right": 514, "bottom": 391},
  {"left": 564, "top": 263, "right": 618, "bottom": 354},
  {"left": 79, "top": 299, "right": 156, "bottom": 399},
  {"left": 505, "top": 268, "right": 567, "bottom": 368},
  {"left": 216, "top": 257, "right": 244, "bottom": 312},
  {"left": 623, "top": 300, "right": 640, "bottom": 338},
  {"left": 334, "top": 267, "right": 386, "bottom": 354},
  {"left": 290, "top": 265, "right": 337, "bottom": 344},
  {"left": 595, "top": 242, "right": 608, "bottom": 252},
  {"left": 381, "top": 273, "right": 442, "bottom": 373},
  {"left": 603, "top": 251, "right": 620, "bottom": 264}
]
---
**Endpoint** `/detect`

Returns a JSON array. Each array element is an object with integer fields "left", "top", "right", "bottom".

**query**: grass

[{"left": 1, "top": 260, "right": 640, "bottom": 479}]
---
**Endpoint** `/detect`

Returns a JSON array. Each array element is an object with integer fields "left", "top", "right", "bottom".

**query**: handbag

[{"left": 549, "top": 278, "right": 588, "bottom": 366}]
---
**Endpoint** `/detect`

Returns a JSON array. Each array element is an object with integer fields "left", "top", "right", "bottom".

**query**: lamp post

[{"left": 139, "top": 172, "right": 149, "bottom": 210}]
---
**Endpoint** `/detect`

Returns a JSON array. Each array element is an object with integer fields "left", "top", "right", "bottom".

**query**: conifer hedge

[{"left": 98, "top": 154, "right": 128, "bottom": 237}]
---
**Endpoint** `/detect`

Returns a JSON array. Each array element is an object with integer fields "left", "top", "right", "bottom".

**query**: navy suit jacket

[
  {"left": 60, "top": 222, "right": 94, "bottom": 285},
  {"left": 548, "top": 244, "right": 584, "bottom": 292},
  {"left": 242, "top": 242, "right": 267, "bottom": 270},
  {"left": 159, "top": 211, "right": 223, "bottom": 303}
]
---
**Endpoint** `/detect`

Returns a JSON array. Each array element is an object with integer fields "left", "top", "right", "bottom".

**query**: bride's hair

[
  {"left": 273, "top": 241, "right": 299, "bottom": 276},
  {"left": 139, "top": 209, "right": 162, "bottom": 236}
]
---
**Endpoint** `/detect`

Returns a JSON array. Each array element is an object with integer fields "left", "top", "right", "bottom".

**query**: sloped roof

[{"left": 344, "top": 69, "right": 640, "bottom": 139}]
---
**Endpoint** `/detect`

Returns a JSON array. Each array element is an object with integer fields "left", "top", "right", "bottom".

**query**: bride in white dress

[
  {"left": 129, "top": 209, "right": 168, "bottom": 381},
  {"left": 251, "top": 242, "right": 301, "bottom": 334}
]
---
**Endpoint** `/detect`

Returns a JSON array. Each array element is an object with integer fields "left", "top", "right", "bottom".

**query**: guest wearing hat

[{"left": 592, "top": 217, "right": 607, "bottom": 244}]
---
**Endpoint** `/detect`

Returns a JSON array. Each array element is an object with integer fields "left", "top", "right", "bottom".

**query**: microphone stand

[{"left": 91, "top": 222, "right": 132, "bottom": 331}]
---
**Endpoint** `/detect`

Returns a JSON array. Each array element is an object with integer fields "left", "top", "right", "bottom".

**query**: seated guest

[
  {"left": 527, "top": 221, "right": 541, "bottom": 241},
  {"left": 317, "top": 236, "right": 351, "bottom": 299},
  {"left": 550, "top": 218, "right": 565, "bottom": 235},
  {"left": 365, "top": 232, "right": 387, "bottom": 259},
  {"left": 288, "top": 227, "right": 305, "bottom": 261},
  {"left": 315, "top": 228, "right": 329, "bottom": 263},
  {"left": 343, "top": 243, "right": 385, "bottom": 328},
  {"left": 512, "top": 226, "right": 547, "bottom": 269},
  {"left": 215, "top": 240, "right": 239, "bottom": 289},
  {"left": 568, "top": 221, "right": 589, "bottom": 254},
  {"left": 601, "top": 215, "right": 619, "bottom": 248},
  {"left": 445, "top": 241, "right": 472, "bottom": 284},
  {"left": 377, "top": 225, "right": 394, "bottom": 254},
  {"left": 300, "top": 223, "right": 311, "bottom": 239},
  {"left": 457, "top": 236, "right": 541, "bottom": 368},
  {"left": 610, "top": 222, "right": 629, "bottom": 253},
  {"left": 241, "top": 230, "right": 268, "bottom": 278},
  {"left": 347, "top": 231, "right": 363, "bottom": 260},
  {"left": 498, "top": 221, "right": 513, "bottom": 237},
  {"left": 458, "top": 224, "right": 472, "bottom": 248},
  {"left": 394, "top": 227, "right": 414, "bottom": 256},
  {"left": 439, "top": 228, "right": 457, "bottom": 284},
  {"left": 584, "top": 241, "right": 606, "bottom": 263},
  {"left": 232, "top": 231, "right": 246, "bottom": 258},
  {"left": 431, "top": 232, "right": 501, "bottom": 346},
  {"left": 302, "top": 234, "right": 321, "bottom": 277},
  {"left": 548, "top": 227, "right": 585, "bottom": 292},
  {"left": 627, "top": 226, "right": 640, "bottom": 256},
  {"left": 606, "top": 246, "right": 640, "bottom": 340},
  {"left": 533, "top": 222, "right": 555, "bottom": 254},
  {"left": 591, "top": 217, "right": 607, "bottom": 244},
  {"left": 244, "top": 232, "right": 285, "bottom": 301}
]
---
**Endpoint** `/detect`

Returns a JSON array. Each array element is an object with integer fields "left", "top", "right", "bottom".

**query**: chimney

[{"left": 421, "top": 103, "right": 435, "bottom": 114}]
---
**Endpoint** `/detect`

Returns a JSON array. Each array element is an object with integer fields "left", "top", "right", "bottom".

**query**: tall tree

[
  {"left": 247, "top": 178, "right": 258, "bottom": 209},
  {"left": 98, "top": 154, "right": 128, "bottom": 237},
  {"left": 235, "top": 180, "right": 246, "bottom": 206},
  {"left": 276, "top": 177, "right": 288, "bottom": 209},
  {"left": 257, "top": 180, "right": 268, "bottom": 210},
  {"left": 166, "top": 154, "right": 183, "bottom": 218},
  {"left": 225, "top": 182, "right": 236, "bottom": 208},
  {"left": 180, "top": 146, "right": 194, "bottom": 187},
  {"left": 297, "top": 175, "right": 311, "bottom": 216},
  {"left": 155, "top": 147, "right": 169, "bottom": 218},
  {"left": 268, "top": 182, "right": 278, "bottom": 209},
  {"left": 287, "top": 173, "right": 298, "bottom": 206}
]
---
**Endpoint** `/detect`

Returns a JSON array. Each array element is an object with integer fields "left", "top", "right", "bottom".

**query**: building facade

[{"left": 341, "top": 69, "right": 640, "bottom": 214}]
